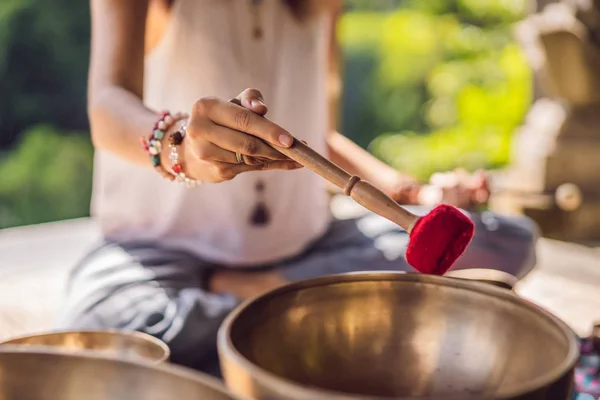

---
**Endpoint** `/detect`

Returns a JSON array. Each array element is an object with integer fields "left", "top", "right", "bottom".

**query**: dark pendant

[
  {"left": 250, "top": 202, "right": 270, "bottom": 226},
  {"left": 251, "top": 0, "right": 263, "bottom": 40},
  {"left": 250, "top": 180, "right": 270, "bottom": 226},
  {"left": 250, "top": 181, "right": 271, "bottom": 226}
]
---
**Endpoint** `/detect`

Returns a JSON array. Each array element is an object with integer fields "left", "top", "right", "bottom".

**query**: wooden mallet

[
  {"left": 230, "top": 98, "right": 474, "bottom": 275},
  {"left": 271, "top": 139, "right": 474, "bottom": 275}
]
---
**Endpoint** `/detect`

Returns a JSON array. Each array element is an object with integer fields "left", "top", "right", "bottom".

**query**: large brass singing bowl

[
  {"left": 0, "top": 329, "right": 169, "bottom": 364},
  {"left": 218, "top": 272, "right": 579, "bottom": 400},
  {"left": 0, "top": 346, "right": 244, "bottom": 400}
]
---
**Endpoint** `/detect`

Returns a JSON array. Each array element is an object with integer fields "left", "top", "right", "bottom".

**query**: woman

[{"left": 58, "top": 0, "right": 538, "bottom": 376}]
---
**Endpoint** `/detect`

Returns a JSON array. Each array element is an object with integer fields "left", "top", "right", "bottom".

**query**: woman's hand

[
  {"left": 384, "top": 174, "right": 421, "bottom": 205},
  {"left": 168, "top": 88, "right": 302, "bottom": 183},
  {"left": 421, "top": 169, "right": 490, "bottom": 209},
  {"left": 386, "top": 169, "right": 491, "bottom": 209}
]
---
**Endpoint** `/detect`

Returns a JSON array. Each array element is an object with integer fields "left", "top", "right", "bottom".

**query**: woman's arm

[{"left": 88, "top": 0, "right": 159, "bottom": 167}]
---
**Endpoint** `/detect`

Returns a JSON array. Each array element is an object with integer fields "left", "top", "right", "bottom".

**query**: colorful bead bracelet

[
  {"left": 141, "top": 112, "right": 173, "bottom": 181},
  {"left": 141, "top": 110, "right": 200, "bottom": 187}
]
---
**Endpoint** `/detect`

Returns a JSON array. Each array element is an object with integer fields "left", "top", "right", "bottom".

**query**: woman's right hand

[{"left": 166, "top": 88, "right": 302, "bottom": 183}]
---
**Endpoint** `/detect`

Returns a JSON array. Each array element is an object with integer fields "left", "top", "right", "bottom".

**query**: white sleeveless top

[{"left": 91, "top": 0, "right": 332, "bottom": 266}]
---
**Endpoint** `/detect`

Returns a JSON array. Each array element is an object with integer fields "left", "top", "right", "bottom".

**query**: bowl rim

[
  {"left": 217, "top": 271, "right": 579, "bottom": 400},
  {"left": 0, "top": 329, "right": 171, "bottom": 364},
  {"left": 0, "top": 345, "right": 244, "bottom": 399}
]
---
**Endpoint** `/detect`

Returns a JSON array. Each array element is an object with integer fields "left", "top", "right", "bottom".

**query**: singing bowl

[
  {"left": 0, "top": 329, "right": 169, "bottom": 364},
  {"left": 218, "top": 272, "right": 579, "bottom": 400},
  {"left": 0, "top": 346, "right": 244, "bottom": 400}
]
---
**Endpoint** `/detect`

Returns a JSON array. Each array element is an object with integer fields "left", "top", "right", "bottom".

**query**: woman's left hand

[
  {"left": 386, "top": 168, "right": 491, "bottom": 209},
  {"left": 427, "top": 169, "right": 490, "bottom": 209}
]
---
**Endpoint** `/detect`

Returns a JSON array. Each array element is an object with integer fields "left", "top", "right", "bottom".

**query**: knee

[
  {"left": 464, "top": 212, "right": 541, "bottom": 278},
  {"left": 507, "top": 214, "right": 540, "bottom": 249},
  {"left": 506, "top": 215, "right": 540, "bottom": 278},
  {"left": 56, "top": 290, "right": 180, "bottom": 336},
  {"left": 58, "top": 293, "right": 224, "bottom": 366},
  {"left": 140, "top": 292, "right": 239, "bottom": 365},
  {"left": 479, "top": 211, "right": 540, "bottom": 247},
  {"left": 517, "top": 216, "right": 541, "bottom": 258}
]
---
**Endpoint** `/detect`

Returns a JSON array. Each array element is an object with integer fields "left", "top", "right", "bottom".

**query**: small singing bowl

[
  {"left": 218, "top": 272, "right": 579, "bottom": 400},
  {"left": 0, "top": 346, "right": 244, "bottom": 400},
  {"left": 0, "top": 330, "right": 169, "bottom": 364}
]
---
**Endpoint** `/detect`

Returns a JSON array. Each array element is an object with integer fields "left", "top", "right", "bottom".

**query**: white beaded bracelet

[{"left": 168, "top": 123, "right": 202, "bottom": 188}]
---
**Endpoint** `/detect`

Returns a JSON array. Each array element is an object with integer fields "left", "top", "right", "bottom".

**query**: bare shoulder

[{"left": 88, "top": 0, "right": 150, "bottom": 94}]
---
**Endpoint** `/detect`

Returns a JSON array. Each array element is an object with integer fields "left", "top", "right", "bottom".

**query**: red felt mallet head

[
  {"left": 405, "top": 204, "right": 474, "bottom": 275},
  {"left": 332, "top": 177, "right": 475, "bottom": 275}
]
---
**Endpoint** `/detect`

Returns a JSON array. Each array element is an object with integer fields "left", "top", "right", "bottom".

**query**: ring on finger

[{"left": 235, "top": 152, "right": 244, "bottom": 164}]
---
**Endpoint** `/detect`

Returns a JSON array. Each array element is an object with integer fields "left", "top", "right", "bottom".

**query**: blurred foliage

[
  {"left": 0, "top": 126, "right": 94, "bottom": 228},
  {"left": 0, "top": 0, "right": 532, "bottom": 228},
  {"left": 339, "top": 0, "right": 532, "bottom": 180},
  {"left": 0, "top": 0, "right": 90, "bottom": 148},
  {"left": 0, "top": 0, "right": 91, "bottom": 228}
]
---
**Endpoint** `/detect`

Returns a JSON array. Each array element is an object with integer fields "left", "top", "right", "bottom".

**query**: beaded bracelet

[
  {"left": 141, "top": 111, "right": 188, "bottom": 182},
  {"left": 168, "top": 124, "right": 201, "bottom": 188}
]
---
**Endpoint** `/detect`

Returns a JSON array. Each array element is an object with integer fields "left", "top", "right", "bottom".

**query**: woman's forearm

[
  {"left": 87, "top": 0, "right": 170, "bottom": 169},
  {"left": 88, "top": 85, "right": 162, "bottom": 167}
]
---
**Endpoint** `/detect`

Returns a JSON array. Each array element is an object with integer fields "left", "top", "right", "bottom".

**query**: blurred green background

[{"left": 0, "top": 0, "right": 531, "bottom": 229}]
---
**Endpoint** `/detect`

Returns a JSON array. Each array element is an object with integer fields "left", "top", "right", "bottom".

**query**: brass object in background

[
  {"left": 0, "top": 329, "right": 169, "bottom": 365},
  {"left": 0, "top": 346, "right": 243, "bottom": 400},
  {"left": 508, "top": 0, "right": 600, "bottom": 241},
  {"left": 218, "top": 272, "right": 578, "bottom": 400},
  {"left": 444, "top": 268, "right": 518, "bottom": 290}
]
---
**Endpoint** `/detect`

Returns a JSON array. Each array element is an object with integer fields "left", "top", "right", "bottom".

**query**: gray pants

[{"left": 56, "top": 209, "right": 538, "bottom": 376}]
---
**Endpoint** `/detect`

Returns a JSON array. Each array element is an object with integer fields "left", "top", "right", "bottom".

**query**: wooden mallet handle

[
  {"left": 228, "top": 98, "right": 420, "bottom": 232},
  {"left": 271, "top": 139, "right": 475, "bottom": 276},
  {"left": 272, "top": 139, "right": 420, "bottom": 232}
]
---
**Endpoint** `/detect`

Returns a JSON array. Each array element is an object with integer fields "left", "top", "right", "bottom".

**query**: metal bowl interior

[
  {"left": 218, "top": 272, "right": 579, "bottom": 400},
  {"left": 0, "top": 330, "right": 170, "bottom": 364},
  {"left": 0, "top": 346, "right": 243, "bottom": 400}
]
